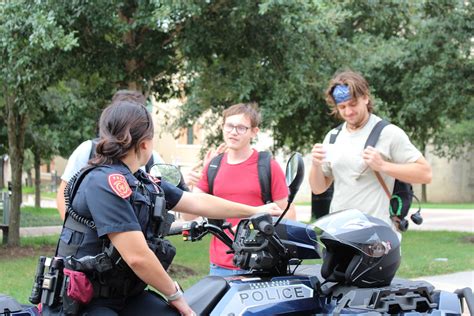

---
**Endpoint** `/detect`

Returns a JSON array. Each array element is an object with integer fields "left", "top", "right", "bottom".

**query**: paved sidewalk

[{"left": 296, "top": 205, "right": 474, "bottom": 232}]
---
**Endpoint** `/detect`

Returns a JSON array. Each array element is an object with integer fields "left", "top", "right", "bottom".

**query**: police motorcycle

[
  {"left": 158, "top": 153, "right": 473, "bottom": 316},
  {"left": 1, "top": 153, "right": 473, "bottom": 315}
]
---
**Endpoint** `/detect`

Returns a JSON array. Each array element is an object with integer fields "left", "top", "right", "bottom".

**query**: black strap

[
  {"left": 207, "top": 151, "right": 273, "bottom": 203},
  {"left": 364, "top": 119, "right": 390, "bottom": 148},
  {"left": 257, "top": 151, "right": 273, "bottom": 204},
  {"left": 207, "top": 153, "right": 225, "bottom": 195},
  {"left": 145, "top": 155, "right": 154, "bottom": 173},
  {"left": 89, "top": 138, "right": 99, "bottom": 160},
  {"left": 328, "top": 119, "right": 390, "bottom": 147},
  {"left": 329, "top": 124, "right": 343, "bottom": 144},
  {"left": 56, "top": 165, "right": 98, "bottom": 255}
]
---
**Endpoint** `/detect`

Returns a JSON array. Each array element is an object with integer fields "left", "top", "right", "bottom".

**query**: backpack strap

[
  {"left": 206, "top": 151, "right": 273, "bottom": 204},
  {"left": 364, "top": 119, "right": 392, "bottom": 199},
  {"left": 89, "top": 138, "right": 100, "bottom": 160},
  {"left": 207, "top": 153, "right": 225, "bottom": 195},
  {"left": 364, "top": 119, "right": 390, "bottom": 148},
  {"left": 329, "top": 124, "right": 344, "bottom": 144},
  {"left": 145, "top": 155, "right": 155, "bottom": 173},
  {"left": 257, "top": 151, "right": 273, "bottom": 204}
]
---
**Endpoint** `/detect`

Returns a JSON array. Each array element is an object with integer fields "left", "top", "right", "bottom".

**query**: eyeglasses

[{"left": 223, "top": 123, "right": 251, "bottom": 135}]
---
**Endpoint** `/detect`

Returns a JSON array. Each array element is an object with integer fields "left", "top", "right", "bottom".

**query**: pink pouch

[{"left": 63, "top": 268, "right": 94, "bottom": 304}]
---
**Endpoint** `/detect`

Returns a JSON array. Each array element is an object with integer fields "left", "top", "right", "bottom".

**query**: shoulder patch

[{"left": 108, "top": 174, "right": 132, "bottom": 199}]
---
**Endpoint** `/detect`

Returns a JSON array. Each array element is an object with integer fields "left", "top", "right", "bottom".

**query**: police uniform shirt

[{"left": 61, "top": 162, "right": 182, "bottom": 258}]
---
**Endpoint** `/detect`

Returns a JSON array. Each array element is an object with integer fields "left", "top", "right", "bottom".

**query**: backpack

[
  {"left": 330, "top": 120, "right": 415, "bottom": 225},
  {"left": 89, "top": 138, "right": 155, "bottom": 173},
  {"left": 207, "top": 151, "right": 273, "bottom": 204}
]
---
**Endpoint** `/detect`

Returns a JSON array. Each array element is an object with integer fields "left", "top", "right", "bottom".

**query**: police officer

[{"left": 45, "top": 95, "right": 281, "bottom": 315}]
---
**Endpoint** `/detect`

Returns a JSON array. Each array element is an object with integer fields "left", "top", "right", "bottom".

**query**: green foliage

[
  {"left": 175, "top": 0, "right": 348, "bottom": 152},
  {"left": 346, "top": 1, "right": 473, "bottom": 154},
  {"left": 174, "top": 0, "right": 472, "bottom": 158},
  {"left": 1, "top": 0, "right": 79, "bottom": 245}
]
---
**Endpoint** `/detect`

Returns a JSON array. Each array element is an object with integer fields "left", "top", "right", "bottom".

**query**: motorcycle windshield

[{"left": 313, "top": 209, "right": 393, "bottom": 258}]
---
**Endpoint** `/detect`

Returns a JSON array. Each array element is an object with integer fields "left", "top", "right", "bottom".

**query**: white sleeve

[
  {"left": 61, "top": 140, "right": 93, "bottom": 182},
  {"left": 380, "top": 125, "right": 422, "bottom": 164}
]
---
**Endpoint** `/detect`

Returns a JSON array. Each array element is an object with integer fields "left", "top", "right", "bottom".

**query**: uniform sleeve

[
  {"left": 84, "top": 170, "right": 141, "bottom": 238},
  {"left": 61, "top": 140, "right": 93, "bottom": 182},
  {"left": 196, "top": 161, "right": 210, "bottom": 193},
  {"left": 270, "top": 159, "right": 289, "bottom": 201},
  {"left": 161, "top": 180, "right": 184, "bottom": 210}
]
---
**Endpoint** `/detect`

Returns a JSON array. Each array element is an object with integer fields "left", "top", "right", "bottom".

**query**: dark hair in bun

[{"left": 91, "top": 91, "right": 153, "bottom": 166}]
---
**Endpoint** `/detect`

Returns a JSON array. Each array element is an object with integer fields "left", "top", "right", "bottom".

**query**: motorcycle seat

[{"left": 184, "top": 276, "right": 229, "bottom": 315}]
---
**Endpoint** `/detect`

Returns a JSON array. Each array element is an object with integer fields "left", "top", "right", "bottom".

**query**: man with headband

[{"left": 309, "top": 70, "right": 432, "bottom": 230}]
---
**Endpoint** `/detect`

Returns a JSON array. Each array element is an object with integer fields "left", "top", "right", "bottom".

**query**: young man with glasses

[
  {"left": 309, "top": 70, "right": 432, "bottom": 230},
  {"left": 183, "top": 102, "right": 295, "bottom": 276}
]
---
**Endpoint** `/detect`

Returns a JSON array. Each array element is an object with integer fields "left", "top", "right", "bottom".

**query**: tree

[
  {"left": 344, "top": 1, "right": 473, "bottom": 200},
  {"left": 0, "top": 1, "right": 77, "bottom": 246},
  {"left": 173, "top": 1, "right": 471, "bottom": 203},
  {"left": 173, "top": 1, "right": 348, "bottom": 153},
  {"left": 36, "top": 1, "right": 189, "bottom": 159},
  {"left": 174, "top": 1, "right": 471, "bottom": 156}
]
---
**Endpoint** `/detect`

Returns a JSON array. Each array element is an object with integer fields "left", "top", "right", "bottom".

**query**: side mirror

[
  {"left": 274, "top": 152, "right": 305, "bottom": 227},
  {"left": 285, "top": 152, "right": 305, "bottom": 204}
]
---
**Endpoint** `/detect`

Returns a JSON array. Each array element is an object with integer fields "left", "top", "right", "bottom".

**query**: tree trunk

[
  {"left": 26, "top": 169, "right": 33, "bottom": 187},
  {"left": 119, "top": 8, "right": 142, "bottom": 92},
  {"left": 34, "top": 147, "right": 41, "bottom": 208},
  {"left": 0, "top": 155, "right": 4, "bottom": 190},
  {"left": 4, "top": 87, "right": 27, "bottom": 247}
]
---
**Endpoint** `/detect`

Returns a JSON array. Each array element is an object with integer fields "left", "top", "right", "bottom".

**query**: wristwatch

[{"left": 165, "top": 281, "right": 183, "bottom": 301}]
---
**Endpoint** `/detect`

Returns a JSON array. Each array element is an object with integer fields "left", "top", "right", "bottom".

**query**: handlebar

[
  {"left": 166, "top": 220, "right": 234, "bottom": 249},
  {"left": 258, "top": 220, "right": 274, "bottom": 235}
]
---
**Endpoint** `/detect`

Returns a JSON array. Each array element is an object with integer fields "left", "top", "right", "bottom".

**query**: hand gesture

[
  {"left": 257, "top": 202, "right": 283, "bottom": 216},
  {"left": 203, "top": 143, "right": 227, "bottom": 167},
  {"left": 362, "top": 146, "right": 385, "bottom": 172},
  {"left": 311, "top": 143, "right": 326, "bottom": 167},
  {"left": 184, "top": 163, "right": 202, "bottom": 189}
]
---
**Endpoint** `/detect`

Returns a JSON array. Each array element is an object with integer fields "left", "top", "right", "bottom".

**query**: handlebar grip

[{"left": 258, "top": 220, "right": 274, "bottom": 235}]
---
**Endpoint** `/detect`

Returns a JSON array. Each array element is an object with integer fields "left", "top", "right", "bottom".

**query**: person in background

[
  {"left": 183, "top": 102, "right": 296, "bottom": 276},
  {"left": 56, "top": 90, "right": 164, "bottom": 220},
  {"left": 309, "top": 70, "right": 432, "bottom": 229}
]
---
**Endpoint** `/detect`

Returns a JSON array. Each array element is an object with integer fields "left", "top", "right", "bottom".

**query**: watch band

[{"left": 166, "top": 281, "right": 183, "bottom": 301}]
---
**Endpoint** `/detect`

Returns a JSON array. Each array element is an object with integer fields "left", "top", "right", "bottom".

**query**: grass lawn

[
  {"left": 0, "top": 206, "right": 63, "bottom": 227},
  {"left": 21, "top": 187, "right": 57, "bottom": 200},
  {"left": 0, "top": 230, "right": 472, "bottom": 305},
  {"left": 417, "top": 203, "right": 474, "bottom": 209}
]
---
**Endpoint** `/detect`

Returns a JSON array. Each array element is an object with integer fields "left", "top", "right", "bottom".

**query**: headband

[{"left": 332, "top": 85, "right": 352, "bottom": 105}]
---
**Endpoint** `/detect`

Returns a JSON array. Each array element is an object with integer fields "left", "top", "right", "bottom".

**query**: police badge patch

[{"left": 108, "top": 174, "right": 132, "bottom": 199}]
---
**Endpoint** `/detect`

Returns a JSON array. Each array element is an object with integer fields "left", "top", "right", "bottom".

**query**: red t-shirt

[{"left": 197, "top": 149, "right": 288, "bottom": 269}]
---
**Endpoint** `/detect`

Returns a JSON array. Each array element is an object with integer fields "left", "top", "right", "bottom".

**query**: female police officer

[{"left": 44, "top": 96, "right": 281, "bottom": 316}]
